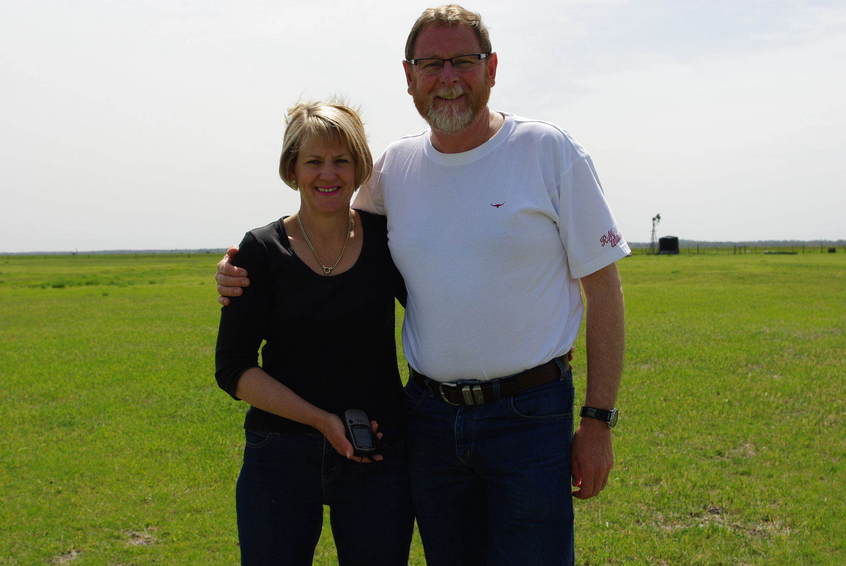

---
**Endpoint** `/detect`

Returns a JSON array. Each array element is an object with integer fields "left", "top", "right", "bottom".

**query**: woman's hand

[
  {"left": 316, "top": 413, "right": 383, "bottom": 463},
  {"left": 233, "top": 370, "right": 385, "bottom": 462}
]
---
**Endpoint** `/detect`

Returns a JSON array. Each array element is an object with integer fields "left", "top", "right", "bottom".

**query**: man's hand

[
  {"left": 216, "top": 246, "right": 251, "bottom": 306},
  {"left": 571, "top": 418, "right": 613, "bottom": 499}
]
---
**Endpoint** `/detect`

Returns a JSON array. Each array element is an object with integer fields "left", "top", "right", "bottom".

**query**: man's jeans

[
  {"left": 235, "top": 430, "right": 413, "bottom": 566},
  {"left": 404, "top": 364, "right": 575, "bottom": 566}
]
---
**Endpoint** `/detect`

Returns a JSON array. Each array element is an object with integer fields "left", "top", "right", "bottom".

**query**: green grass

[{"left": 1, "top": 253, "right": 844, "bottom": 565}]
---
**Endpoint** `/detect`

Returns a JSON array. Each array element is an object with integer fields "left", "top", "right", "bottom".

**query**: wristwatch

[{"left": 580, "top": 406, "right": 619, "bottom": 428}]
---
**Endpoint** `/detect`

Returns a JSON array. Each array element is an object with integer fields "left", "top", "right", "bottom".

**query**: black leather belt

[{"left": 410, "top": 355, "right": 570, "bottom": 407}]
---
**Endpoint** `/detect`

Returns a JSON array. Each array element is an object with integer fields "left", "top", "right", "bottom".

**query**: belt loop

[{"left": 553, "top": 356, "right": 567, "bottom": 379}]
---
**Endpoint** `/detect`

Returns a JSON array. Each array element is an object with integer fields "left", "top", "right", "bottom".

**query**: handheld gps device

[{"left": 343, "top": 409, "right": 377, "bottom": 457}]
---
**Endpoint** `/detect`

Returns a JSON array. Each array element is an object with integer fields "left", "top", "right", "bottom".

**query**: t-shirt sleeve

[
  {"left": 352, "top": 155, "right": 386, "bottom": 214},
  {"left": 214, "top": 231, "right": 270, "bottom": 400},
  {"left": 559, "top": 154, "right": 630, "bottom": 279}
]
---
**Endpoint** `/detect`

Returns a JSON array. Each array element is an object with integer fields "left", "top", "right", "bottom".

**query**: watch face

[{"left": 608, "top": 409, "right": 619, "bottom": 428}]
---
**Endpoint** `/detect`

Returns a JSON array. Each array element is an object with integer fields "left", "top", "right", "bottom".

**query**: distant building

[{"left": 659, "top": 236, "right": 680, "bottom": 255}]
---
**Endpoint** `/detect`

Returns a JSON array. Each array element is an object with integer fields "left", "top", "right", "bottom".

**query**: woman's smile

[{"left": 294, "top": 136, "right": 357, "bottom": 215}]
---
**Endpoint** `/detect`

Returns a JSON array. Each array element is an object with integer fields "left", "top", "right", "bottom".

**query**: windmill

[{"left": 650, "top": 214, "right": 661, "bottom": 254}]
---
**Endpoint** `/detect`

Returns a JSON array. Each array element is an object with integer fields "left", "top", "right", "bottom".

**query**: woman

[{"left": 215, "top": 102, "right": 412, "bottom": 565}]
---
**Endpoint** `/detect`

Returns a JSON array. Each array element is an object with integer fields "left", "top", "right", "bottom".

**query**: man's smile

[{"left": 433, "top": 86, "right": 465, "bottom": 102}]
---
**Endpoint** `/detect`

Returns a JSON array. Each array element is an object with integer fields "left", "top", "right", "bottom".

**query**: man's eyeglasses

[{"left": 407, "top": 53, "right": 491, "bottom": 76}]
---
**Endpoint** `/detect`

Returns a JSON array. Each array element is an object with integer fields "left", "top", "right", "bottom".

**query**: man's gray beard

[{"left": 426, "top": 105, "right": 475, "bottom": 133}]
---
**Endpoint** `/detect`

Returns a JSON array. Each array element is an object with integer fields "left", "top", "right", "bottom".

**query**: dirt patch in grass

[
  {"left": 650, "top": 506, "right": 792, "bottom": 539},
  {"left": 728, "top": 442, "right": 758, "bottom": 458},
  {"left": 50, "top": 549, "right": 80, "bottom": 564},
  {"left": 126, "top": 527, "right": 158, "bottom": 546}
]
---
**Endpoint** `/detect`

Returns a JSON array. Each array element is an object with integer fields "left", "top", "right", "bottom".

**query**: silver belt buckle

[
  {"left": 460, "top": 384, "right": 485, "bottom": 405},
  {"left": 438, "top": 381, "right": 486, "bottom": 406}
]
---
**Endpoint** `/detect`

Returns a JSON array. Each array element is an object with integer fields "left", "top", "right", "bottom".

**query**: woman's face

[{"left": 293, "top": 135, "right": 356, "bottom": 216}]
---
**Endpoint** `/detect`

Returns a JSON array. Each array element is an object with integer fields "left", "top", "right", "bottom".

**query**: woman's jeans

[
  {"left": 404, "top": 366, "right": 576, "bottom": 566},
  {"left": 236, "top": 429, "right": 413, "bottom": 566}
]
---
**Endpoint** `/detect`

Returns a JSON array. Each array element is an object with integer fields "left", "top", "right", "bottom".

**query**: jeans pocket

[
  {"left": 402, "top": 378, "right": 428, "bottom": 405},
  {"left": 509, "top": 378, "right": 574, "bottom": 420},
  {"left": 244, "top": 429, "right": 275, "bottom": 449}
]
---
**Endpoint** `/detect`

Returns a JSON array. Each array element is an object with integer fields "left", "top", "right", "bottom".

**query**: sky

[{"left": 1, "top": 0, "right": 844, "bottom": 252}]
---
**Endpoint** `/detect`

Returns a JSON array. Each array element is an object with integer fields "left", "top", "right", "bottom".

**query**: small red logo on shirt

[
  {"left": 490, "top": 202, "right": 505, "bottom": 208},
  {"left": 600, "top": 229, "right": 622, "bottom": 248}
]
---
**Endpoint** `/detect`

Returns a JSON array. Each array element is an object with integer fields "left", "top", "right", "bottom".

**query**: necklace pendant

[{"left": 296, "top": 212, "right": 354, "bottom": 277}]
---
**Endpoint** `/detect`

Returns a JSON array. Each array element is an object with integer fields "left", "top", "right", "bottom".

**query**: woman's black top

[{"left": 215, "top": 211, "right": 407, "bottom": 441}]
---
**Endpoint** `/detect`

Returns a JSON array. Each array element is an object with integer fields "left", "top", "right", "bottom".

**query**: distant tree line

[
  {"left": 628, "top": 239, "right": 845, "bottom": 249},
  {"left": 627, "top": 240, "right": 844, "bottom": 255}
]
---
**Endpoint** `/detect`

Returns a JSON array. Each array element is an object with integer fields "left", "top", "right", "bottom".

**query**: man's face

[{"left": 404, "top": 24, "right": 497, "bottom": 134}]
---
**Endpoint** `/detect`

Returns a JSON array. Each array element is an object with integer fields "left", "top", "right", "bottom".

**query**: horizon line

[{"left": 3, "top": 239, "right": 846, "bottom": 256}]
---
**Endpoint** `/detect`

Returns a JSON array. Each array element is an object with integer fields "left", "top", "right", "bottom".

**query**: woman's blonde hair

[{"left": 279, "top": 102, "right": 373, "bottom": 190}]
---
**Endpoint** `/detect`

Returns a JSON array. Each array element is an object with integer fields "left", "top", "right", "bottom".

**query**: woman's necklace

[{"left": 296, "top": 211, "right": 354, "bottom": 275}]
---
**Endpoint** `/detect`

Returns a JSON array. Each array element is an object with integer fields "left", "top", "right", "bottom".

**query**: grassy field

[{"left": 1, "top": 252, "right": 844, "bottom": 565}]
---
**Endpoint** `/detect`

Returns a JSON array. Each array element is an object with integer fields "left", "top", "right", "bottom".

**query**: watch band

[{"left": 580, "top": 406, "right": 619, "bottom": 428}]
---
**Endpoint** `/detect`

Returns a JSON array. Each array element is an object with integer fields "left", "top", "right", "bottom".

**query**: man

[{"left": 218, "top": 5, "right": 628, "bottom": 565}]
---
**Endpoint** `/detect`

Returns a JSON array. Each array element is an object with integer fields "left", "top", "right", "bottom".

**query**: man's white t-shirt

[{"left": 354, "top": 114, "right": 629, "bottom": 381}]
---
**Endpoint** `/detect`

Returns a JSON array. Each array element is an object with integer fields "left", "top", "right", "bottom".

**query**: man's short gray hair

[{"left": 404, "top": 4, "right": 492, "bottom": 60}]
